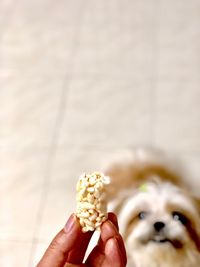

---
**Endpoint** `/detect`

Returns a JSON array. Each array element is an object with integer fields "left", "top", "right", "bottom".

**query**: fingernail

[
  {"left": 110, "top": 237, "right": 119, "bottom": 249},
  {"left": 108, "top": 212, "right": 119, "bottom": 231},
  {"left": 64, "top": 214, "right": 76, "bottom": 233},
  {"left": 109, "top": 220, "right": 118, "bottom": 231},
  {"left": 104, "top": 220, "right": 119, "bottom": 236},
  {"left": 105, "top": 237, "right": 120, "bottom": 256}
]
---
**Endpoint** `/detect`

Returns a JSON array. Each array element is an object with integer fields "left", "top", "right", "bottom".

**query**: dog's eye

[
  {"left": 172, "top": 211, "right": 188, "bottom": 225},
  {"left": 138, "top": 211, "right": 147, "bottom": 220}
]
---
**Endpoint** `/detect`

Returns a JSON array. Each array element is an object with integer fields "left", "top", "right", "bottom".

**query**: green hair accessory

[{"left": 139, "top": 183, "right": 148, "bottom": 192}]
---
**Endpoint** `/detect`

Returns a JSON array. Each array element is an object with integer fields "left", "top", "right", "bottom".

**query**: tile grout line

[
  {"left": 27, "top": 86, "right": 69, "bottom": 267},
  {"left": 27, "top": 2, "right": 88, "bottom": 266},
  {"left": 148, "top": 0, "right": 160, "bottom": 147},
  {"left": 54, "top": 144, "right": 200, "bottom": 155}
]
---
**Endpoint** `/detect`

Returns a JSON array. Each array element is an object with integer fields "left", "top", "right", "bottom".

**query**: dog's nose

[{"left": 154, "top": 221, "right": 165, "bottom": 232}]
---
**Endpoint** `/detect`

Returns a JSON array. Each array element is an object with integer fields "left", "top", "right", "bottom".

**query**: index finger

[
  {"left": 37, "top": 214, "right": 93, "bottom": 267},
  {"left": 86, "top": 214, "right": 127, "bottom": 267}
]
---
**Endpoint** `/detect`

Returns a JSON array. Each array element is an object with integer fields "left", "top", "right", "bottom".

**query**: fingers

[
  {"left": 105, "top": 237, "right": 123, "bottom": 266},
  {"left": 100, "top": 220, "right": 127, "bottom": 264},
  {"left": 107, "top": 212, "right": 119, "bottom": 231},
  {"left": 37, "top": 212, "right": 127, "bottom": 267},
  {"left": 86, "top": 214, "right": 127, "bottom": 267},
  {"left": 64, "top": 264, "right": 86, "bottom": 267},
  {"left": 37, "top": 214, "right": 93, "bottom": 267},
  {"left": 106, "top": 213, "right": 126, "bottom": 262}
]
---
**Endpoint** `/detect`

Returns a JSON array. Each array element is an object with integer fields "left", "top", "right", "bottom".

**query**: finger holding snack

[{"left": 37, "top": 172, "right": 127, "bottom": 267}]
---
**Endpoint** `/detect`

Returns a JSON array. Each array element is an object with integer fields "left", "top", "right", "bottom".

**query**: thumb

[{"left": 37, "top": 214, "right": 93, "bottom": 267}]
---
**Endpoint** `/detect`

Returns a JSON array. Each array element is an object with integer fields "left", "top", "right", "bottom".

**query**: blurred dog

[{"left": 104, "top": 149, "right": 200, "bottom": 267}]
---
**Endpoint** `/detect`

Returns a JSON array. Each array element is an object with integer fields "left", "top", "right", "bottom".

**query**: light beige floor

[{"left": 0, "top": 0, "right": 200, "bottom": 266}]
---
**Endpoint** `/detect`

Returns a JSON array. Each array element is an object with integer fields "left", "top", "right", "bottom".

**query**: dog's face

[{"left": 117, "top": 181, "right": 200, "bottom": 267}]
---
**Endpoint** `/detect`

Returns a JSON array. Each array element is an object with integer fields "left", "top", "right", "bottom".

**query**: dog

[{"left": 103, "top": 149, "right": 200, "bottom": 267}]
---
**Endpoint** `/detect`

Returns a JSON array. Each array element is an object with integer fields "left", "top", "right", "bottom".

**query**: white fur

[
  {"left": 114, "top": 182, "right": 200, "bottom": 267},
  {"left": 105, "top": 149, "right": 200, "bottom": 267}
]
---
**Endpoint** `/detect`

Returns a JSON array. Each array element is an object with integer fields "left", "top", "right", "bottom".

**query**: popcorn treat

[{"left": 76, "top": 172, "right": 110, "bottom": 233}]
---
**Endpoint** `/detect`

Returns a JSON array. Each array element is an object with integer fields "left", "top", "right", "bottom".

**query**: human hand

[{"left": 37, "top": 212, "right": 127, "bottom": 267}]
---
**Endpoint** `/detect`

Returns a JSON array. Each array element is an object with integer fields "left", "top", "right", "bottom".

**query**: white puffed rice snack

[{"left": 76, "top": 172, "right": 110, "bottom": 233}]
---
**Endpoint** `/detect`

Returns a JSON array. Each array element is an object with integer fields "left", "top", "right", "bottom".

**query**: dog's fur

[{"left": 103, "top": 149, "right": 200, "bottom": 267}]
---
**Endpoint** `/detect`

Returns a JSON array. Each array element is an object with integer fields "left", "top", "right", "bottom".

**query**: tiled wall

[{"left": 0, "top": 1, "right": 200, "bottom": 266}]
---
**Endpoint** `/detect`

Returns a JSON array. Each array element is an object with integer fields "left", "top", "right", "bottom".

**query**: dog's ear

[
  {"left": 194, "top": 197, "right": 200, "bottom": 251},
  {"left": 102, "top": 151, "right": 137, "bottom": 200},
  {"left": 195, "top": 197, "right": 200, "bottom": 213},
  {"left": 102, "top": 149, "right": 184, "bottom": 200}
]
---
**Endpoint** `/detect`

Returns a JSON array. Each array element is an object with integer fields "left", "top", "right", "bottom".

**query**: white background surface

[{"left": 0, "top": 0, "right": 200, "bottom": 266}]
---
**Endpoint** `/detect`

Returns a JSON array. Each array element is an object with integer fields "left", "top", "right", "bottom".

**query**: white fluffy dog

[{"left": 103, "top": 149, "right": 200, "bottom": 267}]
